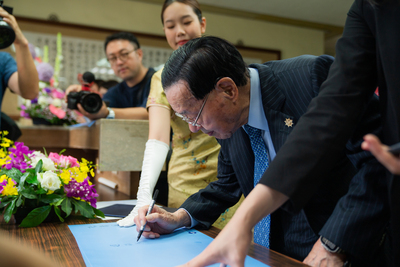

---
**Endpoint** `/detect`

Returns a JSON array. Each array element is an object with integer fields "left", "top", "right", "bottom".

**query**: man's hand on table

[{"left": 134, "top": 205, "right": 191, "bottom": 239}]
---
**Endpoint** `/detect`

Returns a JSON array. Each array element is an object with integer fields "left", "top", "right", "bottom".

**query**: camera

[
  {"left": 67, "top": 91, "right": 103, "bottom": 114},
  {"left": 67, "top": 71, "right": 103, "bottom": 113},
  {"left": 0, "top": 1, "right": 15, "bottom": 49}
]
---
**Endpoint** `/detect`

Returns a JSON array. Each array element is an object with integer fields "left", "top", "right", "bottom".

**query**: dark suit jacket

[
  {"left": 180, "top": 55, "right": 386, "bottom": 264},
  {"left": 259, "top": 0, "right": 397, "bottom": 265}
]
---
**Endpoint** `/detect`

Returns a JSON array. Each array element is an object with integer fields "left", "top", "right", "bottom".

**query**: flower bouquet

[
  {"left": 0, "top": 131, "right": 104, "bottom": 227},
  {"left": 19, "top": 33, "right": 79, "bottom": 126},
  {"left": 19, "top": 79, "right": 78, "bottom": 126}
]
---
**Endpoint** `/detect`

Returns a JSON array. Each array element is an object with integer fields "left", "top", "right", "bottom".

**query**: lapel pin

[{"left": 284, "top": 118, "right": 293, "bottom": 127}]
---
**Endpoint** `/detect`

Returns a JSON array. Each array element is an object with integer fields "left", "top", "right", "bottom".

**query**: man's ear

[
  {"left": 215, "top": 77, "right": 238, "bottom": 101},
  {"left": 136, "top": 48, "right": 143, "bottom": 60}
]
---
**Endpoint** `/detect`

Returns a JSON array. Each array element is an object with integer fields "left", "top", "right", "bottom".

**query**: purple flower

[
  {"left": 0, "top": 179, "right": 7, "bottom": 194},
  {"left": 64, "top": 177, "right": 99, "bottom": 208},
  {"left": 5, "top": 142, "right": 34, "bottom": 172},
  {"left": 31, "top": 98, "right": 38, "bottom": 104},
  {"left": 36, "top": 63, "right": 54, "bottom": 82},
  {"left": 44, "top": 87, "right": 52, "bottom": 94},
  {"left": 20, "top": 110, "right": 30, "bottom": 119}
]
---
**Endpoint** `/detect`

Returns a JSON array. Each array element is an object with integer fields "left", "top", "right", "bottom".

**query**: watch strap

[
  {"left": 320, "top": 236, "right": 346, "bottom": 254},
  {"left": 106, "top": 107, "right": 115, "bottom": 119}
]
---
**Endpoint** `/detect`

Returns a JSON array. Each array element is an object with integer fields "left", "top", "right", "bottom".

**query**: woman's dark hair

[
  {"left": 162, "top": 36, "right": 249, "bottom": 100},
  {"left": 161, "top": 0, "right": 202, "bottom": 24}
]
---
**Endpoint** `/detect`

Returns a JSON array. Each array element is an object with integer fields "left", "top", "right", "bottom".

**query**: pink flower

[
  {"left": 51, "top": 89, "right": 65, "bottom": 99},
  {"left": 49, "top": 104, "right": 66, "bottom": 119},
  {"left": 49, "top": 153, "right": 79, "bottom": 168},
  {"left": 20, "top": 110, "right": 30, "bottom": 119}
]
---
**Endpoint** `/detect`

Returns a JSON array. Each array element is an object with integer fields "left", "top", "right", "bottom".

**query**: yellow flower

[
  {"left": 47, "top": 190, "right": 54, "bottom": 195},
  {"left": 0, "top": 174, "right": 7, "bottom": 183},
  {"left": 60, "top": 170, "right": 71, "bottom": 184},
  {"left": 80, "top": 165, "right": 89, "bottom": 174},
  {"left": 2, "top": 179, "right": 18, "bottom": 196},
  {"left": 76, "top": 171, "right": 87, "bottom": 183}
]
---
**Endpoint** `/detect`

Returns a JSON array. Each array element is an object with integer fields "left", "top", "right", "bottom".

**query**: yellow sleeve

[{"left": 146, "top": 68, "right": 171, "bottom": 111}]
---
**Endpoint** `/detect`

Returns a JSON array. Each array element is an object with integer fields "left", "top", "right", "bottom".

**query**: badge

[{"left": 284, "top": 118, "right": 293, "bottom": 127}]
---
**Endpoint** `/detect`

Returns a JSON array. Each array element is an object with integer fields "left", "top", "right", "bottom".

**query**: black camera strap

[{"left": 136, "top": 68, "right": 156, "bottom": 104}]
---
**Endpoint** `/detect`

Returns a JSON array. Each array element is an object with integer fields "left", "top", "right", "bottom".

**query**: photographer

[
  {"left": 65, "top": 32, "right": 155, "bottom": 121},
  {"left": 0, "top": 6, "right": 39, "bottom": 128}
]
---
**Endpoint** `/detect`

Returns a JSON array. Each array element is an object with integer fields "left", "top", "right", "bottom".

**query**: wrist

[
  {"left": 106, "top": 107, "right": 115, "bottom": 119},
  {"left": 320, "top": 236, "right": 345, "bottom": 254},
  {"left": 175, "top": 209, "right": 191, "bottom": 228}
]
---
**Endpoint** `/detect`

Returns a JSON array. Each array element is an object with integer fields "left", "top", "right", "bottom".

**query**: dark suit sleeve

[
  {"left": 180, "top": 141, "right": 243, "bottom": 229},
  {"left": 260, "top": 0, "right": 378, "bottom": 211},
  {"left": 318, "top": 95, "right": 389, "bottom": 262}
]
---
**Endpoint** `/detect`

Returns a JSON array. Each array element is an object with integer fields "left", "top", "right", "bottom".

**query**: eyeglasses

[
  {"left": 107, "top": 49, "right": 136, "bottom": 65},
  {"left": 175, "top": 93, "right": 209, "bottom": 127}
]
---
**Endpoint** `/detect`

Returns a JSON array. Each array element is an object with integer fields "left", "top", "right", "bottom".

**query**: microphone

[{"left": 81, "top": 71, "right": 95, "bottom": 91}]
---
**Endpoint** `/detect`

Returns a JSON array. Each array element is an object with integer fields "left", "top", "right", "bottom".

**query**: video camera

[
  {"left": 67, "top": 72, "right": 103, "bottom": 114},
  {"left": 0, "top": 1, "right": 15, "bottom": 49}
]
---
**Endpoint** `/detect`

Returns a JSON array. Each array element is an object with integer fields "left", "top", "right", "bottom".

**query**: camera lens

[{"left": 80, "top": 93, "right": 102, "bottom": 113}]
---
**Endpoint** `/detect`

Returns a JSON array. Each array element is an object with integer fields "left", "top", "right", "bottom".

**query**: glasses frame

[
  {"left": 175, "top": 93, "right": 209, "bottom": 127},
  {"left": 107, "top": 48, "right": 137, "bottom": 65}
]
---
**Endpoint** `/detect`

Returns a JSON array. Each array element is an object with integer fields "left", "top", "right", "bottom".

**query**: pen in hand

[{"left": 137, "top": 189, "right": 159, "bottom": 242}]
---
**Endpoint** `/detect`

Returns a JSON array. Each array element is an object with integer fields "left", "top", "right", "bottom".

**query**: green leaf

[
  {"left": 25, "top": 170, "right": 38, "bottom": 185},
  {"left": 34, "top": 159, "right": 43, "bottom": 174},
  {"left": 17, "top": 172, "right": 30, "bottom": 191},
  {"left": 72, "top": 199, "right": 95, "bottom": 218},
  {"left": 16, "top": 195, "right": 23, "bottom": 207},
  {"left": 93, "top": 208, "right": 105, "bottom": 218},
  {"left": 40, "top": 194, "right": 63, "bottom": 204},
  {"left": 35, "top": 188, "right": 47, "bottom": 195},
  {"left": 61, "top": 198, "right": 72, "bottom": 217},
  {"left": 0, "top": 199, "right": 10, "bottom": 209},
  {"left": 53, "top": 206, "right": 64, "bottom": 222},
  {"left": 19, "top": 206, "right": 51, "bottom": 227},
  {"left": 43, "top": 148, "right": 48, "bottom": 157},
  {"left": 3, "top": 199, "right": 16, "bottom": 223},
  {"left": 3, "top": 168, "right": 23, "bottom": 183},
  {"left": 21, "top": 191, "right": 38, "bottom": 199},
  {"left": 23, "top": 154, "right": 31, "bottom": 162},
  {"left": 58, "top": 149, "right": 66, "bottom": 155}
]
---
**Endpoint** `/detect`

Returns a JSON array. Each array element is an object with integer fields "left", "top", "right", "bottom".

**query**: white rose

[
  {"left": 30, "top": 151, "right": 56, "bottom": 171},
  {"left": 23, "top": 99, "right": 31, "bottom": 108},
  {"left": 41, "top": 157, "right": 57, "bottom": 171},
  {"left": 39, "top": 171, "right": 61, "bottom": 191},
  {"left": 52, "top": 98, "right": 62, "bottom": 107},
  {"left": 38, "top": 96, "right": 48, "bottom": 107}
]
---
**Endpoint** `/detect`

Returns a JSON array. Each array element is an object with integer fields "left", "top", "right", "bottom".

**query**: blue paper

[{"left": 68, "top": 223, "right": 269, "bottom": 267}]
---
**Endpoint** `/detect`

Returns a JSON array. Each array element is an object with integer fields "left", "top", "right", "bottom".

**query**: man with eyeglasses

[
  {"left": 134, "top": 36, "right": 389, "bottom": 266},
  {"left": 65, "top": 32, "right": 155, "bottom": 120}
]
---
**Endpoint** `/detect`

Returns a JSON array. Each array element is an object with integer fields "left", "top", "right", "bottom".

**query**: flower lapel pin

[{"left": 284, "top": 118, "right": 294, "bottom": 127}]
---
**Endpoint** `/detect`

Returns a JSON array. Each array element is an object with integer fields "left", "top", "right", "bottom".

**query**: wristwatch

[
  {"left": 106, "top": 107, "right": 115, "bottom": 119},
  {"left": 321, "top": 237, "right": 350, "bottom": 266},
  {"left": 320, "top": 236, "right": 346, "bottom": 254}
]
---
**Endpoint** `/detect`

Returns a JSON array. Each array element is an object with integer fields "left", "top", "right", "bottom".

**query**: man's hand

[
  {"left": 76, "top": 102, "right": 108, "bottom": 120},
  {"left": 0, "top": 7, "right": 27, "bottom": 46},
  {"left": 64, "top": 84, "right": 82, "bottom": 101},
  {"left": 177, "top": 215, "right": 252, "bottom": 267},
  {"left": 303, "top": 238, "right": 346, "bottom": 267},
  {"left": 362, "top": 134, "right": 400, "bottom": 175},
  {"left": 134, "top": 205, "right": 191, "bottom": 239}
]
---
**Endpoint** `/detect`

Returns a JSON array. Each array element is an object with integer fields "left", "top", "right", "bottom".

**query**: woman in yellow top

[{"left": 117, "top": 0, "right": 243, "bottom": 228}]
